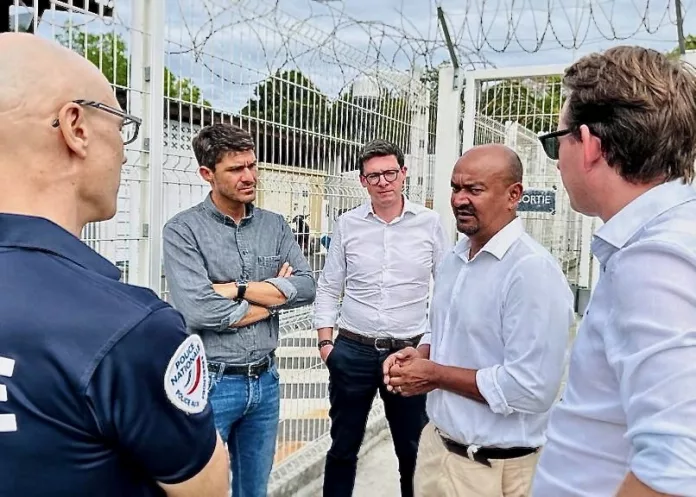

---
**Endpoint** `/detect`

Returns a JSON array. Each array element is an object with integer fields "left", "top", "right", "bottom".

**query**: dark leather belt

[
  {"left": 338, "top": 328, "right": 423, "bottom": 352},
  {"left": 208, "top": 353, "right": 274, "bottom": 377},
  {"left": 439, "top": 433, "right": 538, "bottom": 468}
]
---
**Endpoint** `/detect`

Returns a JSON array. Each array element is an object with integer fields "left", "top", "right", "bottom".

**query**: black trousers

[{"left": 322, "top": 334, "right": 428, "bottom": 497}]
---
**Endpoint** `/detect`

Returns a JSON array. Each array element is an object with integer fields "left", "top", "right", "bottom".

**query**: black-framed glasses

[
  {"left": 51, "top": 99, "right": 142, "bottom": 145},
  {"left": 538, "top": 129, "right": 572, "bottom": 160},
  {"left": 361, "top": 169, "right": 401, "bottom": 185}
]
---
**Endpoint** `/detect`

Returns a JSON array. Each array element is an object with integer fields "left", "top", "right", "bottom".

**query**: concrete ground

[
  {"left": 353, "top": 432, "right": 401, "bottom": 497},
  {"left": 299, "top": 429, "right": 400, "bottom": 497}
]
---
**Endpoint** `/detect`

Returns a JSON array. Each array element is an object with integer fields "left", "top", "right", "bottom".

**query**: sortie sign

[{"left": 519, "top": 188, "right": 556, "bottom": 214}]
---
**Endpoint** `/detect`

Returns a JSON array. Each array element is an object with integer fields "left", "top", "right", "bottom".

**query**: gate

[{"left": 433, "top": 65, "right": 599, "bottom": 304}]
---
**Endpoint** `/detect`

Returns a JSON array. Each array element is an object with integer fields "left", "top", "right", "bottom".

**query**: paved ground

[{"left": 353, "top": 433, "right": 400, "bottom": 497}]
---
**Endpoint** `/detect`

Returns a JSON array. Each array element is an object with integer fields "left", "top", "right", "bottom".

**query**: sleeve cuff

[
  {"left": 418, "top": 333, "right": 431, "bottom": 347},
  {"left": 476, "top": 366, "right": 513, "bottom": 416},
  {"left": 631, "top": 434, "right": 696, "bottom": 496},
  {"left": 313, "top": 318, "right": 336, "bottom": 330},
  {"left": 265, "top": 277, "right": 298, "bottom": 306},
  {"left": 224, "top": 299, "right": 250, "bottom": 328}
]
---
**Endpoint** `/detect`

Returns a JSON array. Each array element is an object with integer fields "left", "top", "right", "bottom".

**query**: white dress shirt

[
  {"left": 425, "top": 217, "right": 574, "bottom": 448},
  {"left": 313, "top": 198, "right": 451, "bottom": 339},
  {"left": 532, "top": 180, "right": 696, "bottom": 497}
]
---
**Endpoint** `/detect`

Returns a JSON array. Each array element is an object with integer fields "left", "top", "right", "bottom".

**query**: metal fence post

[
  {"left": 143, "top": 0, "right": 165, "bottom": 294},
  {"left": 433, "top": 65, "right": 463, "bottom": 245}
]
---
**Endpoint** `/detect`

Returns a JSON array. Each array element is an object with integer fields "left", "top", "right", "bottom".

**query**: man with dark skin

[{"left": 384, "top": 144, "right": 573, "bottom": 497}]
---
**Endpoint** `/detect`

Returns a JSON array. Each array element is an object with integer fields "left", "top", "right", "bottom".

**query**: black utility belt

[
  {"left": 208, "top": 353, "right": 274, "bottom": 377},
  {"left": 439, "top": 433, "right": 538, "bottom": 467}
]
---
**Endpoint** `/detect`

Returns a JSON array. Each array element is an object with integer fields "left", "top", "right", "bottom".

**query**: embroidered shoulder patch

[{"left": 164, "top": 335, "right": 209, "bottom": 414}]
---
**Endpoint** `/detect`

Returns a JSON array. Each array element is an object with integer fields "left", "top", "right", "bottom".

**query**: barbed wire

[
  {"left": 163, "top": 0, "right": 689, "bottom": 95},
  {"left": 29, "top": 0, "right": 691, "bottom": 97}
]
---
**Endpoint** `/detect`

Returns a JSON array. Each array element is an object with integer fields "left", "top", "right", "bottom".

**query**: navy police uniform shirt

[{"left": 0, "top": 214, "right": 217, "bottom": 497}]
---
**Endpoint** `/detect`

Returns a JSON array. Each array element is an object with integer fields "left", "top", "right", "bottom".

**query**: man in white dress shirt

[
  {"left": 531, "top": 46, "right": 696, "bottom": 497},
  {"left": 313, "top": 139, "right": 451, "bottom": 497},
  {"left": 384, "top": 144, "right": 574, "bottom": 497}
]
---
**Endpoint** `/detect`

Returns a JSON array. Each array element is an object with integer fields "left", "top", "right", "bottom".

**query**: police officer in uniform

[{"left": 0, "top": 33, "right": 229, "bottom": 497}]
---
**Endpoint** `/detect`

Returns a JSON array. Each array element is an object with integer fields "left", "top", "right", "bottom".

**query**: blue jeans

[{"left": 208, "top": 361, "right": 280, "bottom": 497}]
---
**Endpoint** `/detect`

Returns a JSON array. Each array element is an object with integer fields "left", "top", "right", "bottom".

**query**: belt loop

[{"left": 211, "top": 362, "right": 224, "bottom": 381}]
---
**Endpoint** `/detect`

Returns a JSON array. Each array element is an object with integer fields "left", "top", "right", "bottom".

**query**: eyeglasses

[
  {"left": 361, "top": 169, "right": 401, "bottom": 185},
  {"left": 538, "top": 129, "right": 572, "bottom": 160},
  {"left": 52, "top": 99, "right": 142, "bottom": 145}
]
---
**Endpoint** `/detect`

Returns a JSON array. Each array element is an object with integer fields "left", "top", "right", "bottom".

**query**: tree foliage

[
  {"left": 329, "top": 89, "right": 412, "bottom": 148},
  {"left": 479, "top": 77, "right": 563, "bottom": 135},
  {"left": 57, "top": 25, "right": 209, "bottom": 106},
  {"left": 240, "top": 70, "right": 330, "bottom": 133},
  {"left": 668, "top": 34, "right": 696, "bottom": 59},
  {"left": 240, "top": 70, "right": 412, "bottom": 150}
]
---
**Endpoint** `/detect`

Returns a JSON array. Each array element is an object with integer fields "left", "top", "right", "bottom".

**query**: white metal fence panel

[
  {"left": 10, "top": 0, "right": 436, "bottom": 489},
  {"left": 461, "top": 68, "right": 585, "bottom": 286}
]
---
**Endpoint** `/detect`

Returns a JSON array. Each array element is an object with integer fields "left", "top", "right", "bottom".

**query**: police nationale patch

[{"left": 164, "top": 335, "right": 209, "bottom": 414}]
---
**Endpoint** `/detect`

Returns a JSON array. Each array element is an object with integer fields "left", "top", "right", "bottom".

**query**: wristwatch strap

[
  {"left": 236, "top": 281, "right": 248, "bottom": 301},
  {"left": 317, "top": 339, "right": 333, "bottom": 350}
]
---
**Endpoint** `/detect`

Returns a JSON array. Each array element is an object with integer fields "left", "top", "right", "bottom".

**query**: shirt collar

[
  {"left": 203, "top": 192, "right": 255, "bottom": 225},
  {"left": 0, "top": 213, "right": 121, "bottom": 280},
  {"left": 363, "top": 195, "right": 420, "bottom": 221},
  {"left": 454, "top": 217, "right": 525, "bottom": 262},
  {"left": 592, "top": 179, "right": 696, "bottom": 265}
]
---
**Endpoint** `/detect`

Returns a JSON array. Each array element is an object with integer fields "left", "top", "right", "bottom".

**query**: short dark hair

[
  {"left": 563, "top": 45, "right": 696, "bottom": 184},
  {"left": 192, "top": 123, "right": 255, "bottom": 171},
  {"left": 357, "top": 139, "right": 405, "bottom": 174}
]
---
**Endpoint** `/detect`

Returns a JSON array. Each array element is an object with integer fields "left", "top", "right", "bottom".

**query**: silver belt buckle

[
  {"left": 466, "top": 444, "right": 480, "bottom": 461},
  {"left": 247, "top": 355, "right": 267, "bottom": 377},
  {"left": 374, "top": 337, "right": 391, "bottom": 352}
]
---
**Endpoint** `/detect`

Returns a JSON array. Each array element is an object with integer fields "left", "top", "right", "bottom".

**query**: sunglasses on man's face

[{"left": 538, "top": 129, "right": 572, "bottom": 160}]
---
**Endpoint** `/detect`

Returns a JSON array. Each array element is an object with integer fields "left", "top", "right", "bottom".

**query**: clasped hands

[{"left": 382, "top": 347, "right": 438, "bottom": 397}]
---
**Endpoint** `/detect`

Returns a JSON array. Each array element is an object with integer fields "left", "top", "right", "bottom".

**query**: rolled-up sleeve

[
  {"left": 313, "top": 217, "right": 346, "bottom": 329},
  {"left": 606, "top": 241, "right": 696, "bottom": 495},
  {"left": 476, "top": 255, "right": 573, "bottom": 416},
  {"left": 264, "top": 216, "right": 316, "bottom": 309},
  {"left": 162, "top": 220, "right": 248, "bottom": 332}
]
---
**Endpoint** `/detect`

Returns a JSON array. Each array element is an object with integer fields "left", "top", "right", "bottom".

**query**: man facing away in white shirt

[
  {"left": 383, "top": 144, "right": 575, "bottom": 497},
  {"left": 313, "top": 139, "right": 451, "bottom": 497},
  {"left": 531, "top": 46, "right": 696, "bottom": 497}
]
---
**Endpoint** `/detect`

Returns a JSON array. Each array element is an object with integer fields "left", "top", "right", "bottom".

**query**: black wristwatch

[
  {"left": 235, "top": 279, "right": 248, "bottom": 301},
  {"left": 317, "top": 339, "right": 333, "bottom": 351}
]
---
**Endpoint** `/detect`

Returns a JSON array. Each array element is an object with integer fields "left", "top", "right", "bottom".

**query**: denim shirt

[{"left": 162, "top": 194, "right": 316, "bottom": 364}]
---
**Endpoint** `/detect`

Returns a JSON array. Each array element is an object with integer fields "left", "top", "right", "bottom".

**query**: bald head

[
  {"left": 0, "top": 33, "right": 126, "bottom": 235},
  {"left": 0, "top": 32, "right": 112, "bottom": 115},
  {"left": 450, "top": 144, "right": 525, "bottom": 242},
  {"left": 455, "top": 144, "right": 523, "bottom": 186}
]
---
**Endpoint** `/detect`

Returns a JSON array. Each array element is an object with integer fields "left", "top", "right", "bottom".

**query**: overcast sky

[{"left": 25, "top": 0, "right": 696, "bottom": 111}]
